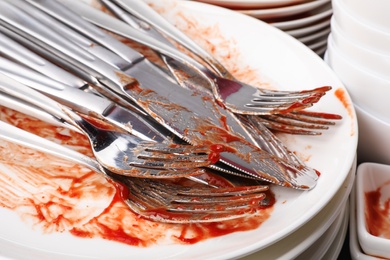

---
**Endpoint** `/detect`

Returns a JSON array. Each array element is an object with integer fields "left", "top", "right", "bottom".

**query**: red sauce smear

[
  {"left": 334, "top": 87, "right": 353, "bottom": 118},
  {"left": 334, "top": 87, "right": 355, "bottom": 136},
  {"left": 0, "top": 107, "right": 274, "bottom": 248},
  {"left": 365, "top": 181, "right": 390, "bottom": 239}
]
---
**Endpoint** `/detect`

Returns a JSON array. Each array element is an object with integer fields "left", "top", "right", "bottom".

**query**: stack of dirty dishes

[
  {"left": 193, "top": 0, "right": 333, "bottom": 56},
  {"left": 325, "top": 0, "right": 390, "bottom": 165}
]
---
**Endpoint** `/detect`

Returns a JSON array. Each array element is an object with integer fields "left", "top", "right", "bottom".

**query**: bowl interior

[{"left": 356, "top": 163, "right": 390, "bottom": 258}]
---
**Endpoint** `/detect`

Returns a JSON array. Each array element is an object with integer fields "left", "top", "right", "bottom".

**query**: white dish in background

[
  {"left": 313, "top": 45, "right": 327, "bottom": 56},
  {"left": 237, "top": 0, "right": 329, "bottom": 19},
  {"left": 0, "top": 0, "right": 358, "bottom": 259},
  {"left": 332, "top": 0, "right": 390, "bottom": 55},
  {"left": 331, "top": 17, "right": 390, "bottom": 78},
  {"left": 297, "top": 27, "right": 330, "bottom": 44},
  {"left": 295, "top": 199, "right": 349, "bottom": 260},
  {"left": 321, "top": 202, "right": 350, "bottom": 260},
  {"left": 353, "top": 104, "right": 390, "bottom": 165},
  {"left": 349, "top": 183, "right": 378, "bottom": 260},
  {"left": 242, "top": 158, "right": 355, "bottom": 259},
  {"left": 271, "top": 3, "right": 332, "bottom": 30},
  {"left": 356, "top": 163, "right": 390, "bottom": 259},
  {"left": 285, "top": 18, "right": 330, "bottom": 37},
  {"left": 326, "top": 36, "right": 390, "bottom": 124},
  {"left": 193, "top": 0, "right": 311, "bottom": 9},
  {"left": 341, "top": 0, "right": 390, "bottom": 32},
  {"left": 306, "top": 35, "right": 328, "bottom": 50}
]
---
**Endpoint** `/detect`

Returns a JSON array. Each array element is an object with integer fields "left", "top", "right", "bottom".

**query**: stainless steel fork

[
  {"left": 95, "top": 0, "right": 342, "bottom": 136},
  {"left": 56, "top": 0, "right": 331, "bottom": 116},
  {"left": 0, "top": 75, "right": 213, "bottom": 178},
  {"left": 0, "top": 119, "right": 269, "bottom": 223}
]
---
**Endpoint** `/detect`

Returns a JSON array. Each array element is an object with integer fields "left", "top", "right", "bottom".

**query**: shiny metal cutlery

[
  {"left": 0, "top": 75, "right": 212, "bottom": 177},
  {"left": 0, "top": 119, "right": 269, "bottom": 223},
  {"left": 97, "top": 0, "right": 342, "bottom": 136},
  {"left": 56, "top": 0, "right": 330, "bottom": 115},
  {"left": 0, "top": 1, "right": 318, "bottom": 189}
]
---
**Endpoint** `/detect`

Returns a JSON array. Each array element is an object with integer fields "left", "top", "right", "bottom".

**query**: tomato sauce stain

[
  {"left": 365, "top": 181, "right": 390, "bottom": 239},
  {"left": 0, "top": 107, "right": 274, "bottom": 248}
]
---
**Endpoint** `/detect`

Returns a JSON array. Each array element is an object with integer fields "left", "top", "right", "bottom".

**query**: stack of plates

[
  {"left": 325, "top": 0, "right": 390, "bottom": 165},
  {"left": 193, "top": 0, "right": 333, "bottom": 56},
  {"left": 0, "top": 0, "right": 358, "bottom": 259}
]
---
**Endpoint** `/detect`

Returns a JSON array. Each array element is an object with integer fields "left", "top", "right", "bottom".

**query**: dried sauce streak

[
  {"left": 365, "top": 182, "right": 390, "bottom": 239},
  {"left": 0, "top": 107, "right": 274, "bottom": 248},
  {"left": 334, "top": 88, "right": 353, "bottom": 118},
  {"left": 334, "top": 87, "right": 355, "bottom": 136}
]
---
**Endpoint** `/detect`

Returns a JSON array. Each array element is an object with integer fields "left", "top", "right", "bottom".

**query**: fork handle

[
  {"left": 111, "top": 0, "right": 230, "bottom": 77},
  {"left": 0, "top": 74, "right": 84, "bottom": 133},
  {"left": 57, "top": 0, "right": 215, "bottom": 77},
  {"left": 0, "top": 120, "right": 102, "bottom": 173},
  {"left": 25, "top": 0, "right": 142, "bottom": 66}
]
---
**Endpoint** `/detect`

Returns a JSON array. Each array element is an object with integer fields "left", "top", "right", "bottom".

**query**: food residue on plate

[{"left": 0, "top": 106, "right": 274, "bottom": 247}]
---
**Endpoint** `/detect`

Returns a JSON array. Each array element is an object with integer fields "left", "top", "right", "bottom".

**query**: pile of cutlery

[{"left": 0, "top": 0, "right": 341, "bottom": 223}]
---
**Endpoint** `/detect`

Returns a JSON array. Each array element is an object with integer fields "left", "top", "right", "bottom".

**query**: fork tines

[
  {"left": 121, "top": 177, "right": 270, "bottom": 223},
  {"left": 131, "top": 142, "right": 213, "bottom": 171}
]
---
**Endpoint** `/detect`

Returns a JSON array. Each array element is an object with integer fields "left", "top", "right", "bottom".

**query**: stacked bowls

[
  {"left": 325, "top": 0, "right": 390, "bottom": 258},
  {"left": 325, "top": 0, "right": 390, "bottom": 165},
  {"left": 193, "top": 0, "right": 333, "bottom": 56}
]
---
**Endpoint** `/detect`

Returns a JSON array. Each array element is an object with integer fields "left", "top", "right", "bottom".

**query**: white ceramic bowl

[
  {"left": 332, "top": 0, "right": 390, "bottom": 55},
  {"left": 354, "top": 104, "right": 390, "bottom": 165},
  {"left": 356, "top": 163, "right": 390, "bottom": 259},
  {"left": 331, "top": 17, "right": 390, "bottom": 78},
  {"left": 340, "top": 0, "right": 390, "bottom": 32},
  {"left": 326, "top": 36, "right": 390, "bottom": 123}
]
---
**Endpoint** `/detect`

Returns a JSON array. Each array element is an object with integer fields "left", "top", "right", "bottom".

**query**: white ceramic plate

[
  {"left": 321, "top": 201, "right": 350, "bottom": 260},
  {"left": 295, "top": 199, "right": 348, "bottom": 260},
  {"left": 306, "top": 36, "right": 328, "bottom": 50},
  {"left": 297, "top": 27, "right": 330, "bottom": 44},
  {"left": 192, "top": 0, "right": 311, "bottom": 9},
  {"left": 271, "top": 3, "right": 332, "bottom": 30},
  {"left": 237, "top": 0, "right": 329, "bottom": 20},
  {"left": 0, "top": 0, "right": 358, "bottom": 259},
  {"left": 241, "top": 157, "right": 355, "bottom": 259},
  {"left": 314, "top": 45, "right": 327, "bottom": 57},
  {"left": 285, "top": 18, "right": 330, "bottom": 37}
]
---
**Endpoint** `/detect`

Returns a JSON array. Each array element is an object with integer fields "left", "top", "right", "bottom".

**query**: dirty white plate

[{"left": 0, "top": 0, "right": 358, "bottom": 259}]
